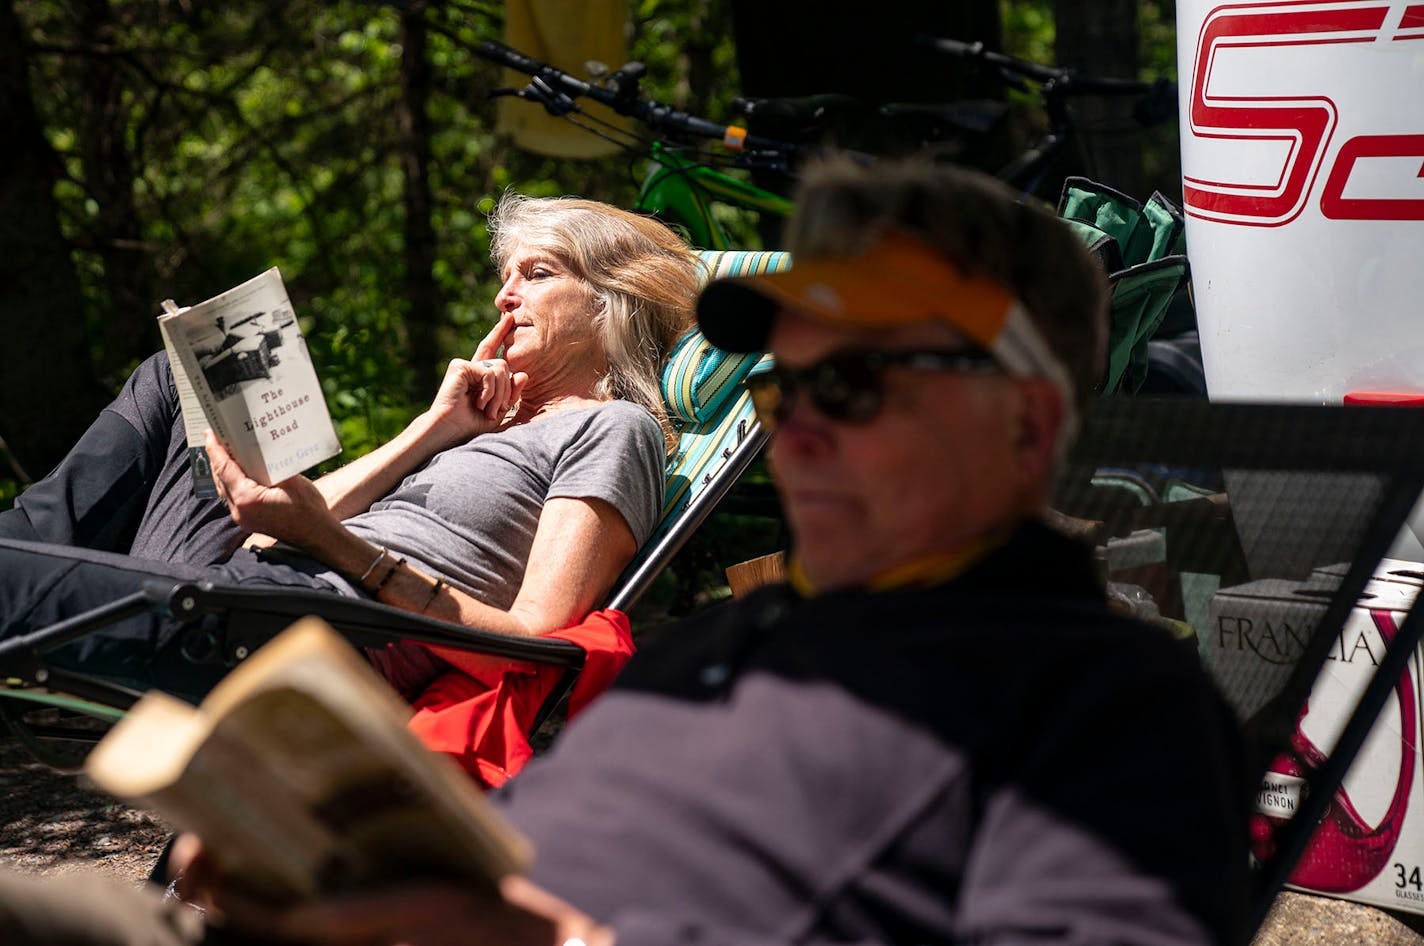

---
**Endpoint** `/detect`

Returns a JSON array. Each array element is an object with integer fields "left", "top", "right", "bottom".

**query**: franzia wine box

[{"left": 1206, "top": 570, "right": 1424, "bottom": 913}]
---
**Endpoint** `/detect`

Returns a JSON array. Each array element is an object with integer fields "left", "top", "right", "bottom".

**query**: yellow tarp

[{"left": 497, "top": 0, "right": 634, "bottom": 158}]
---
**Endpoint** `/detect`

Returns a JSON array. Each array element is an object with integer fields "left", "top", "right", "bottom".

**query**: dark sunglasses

[{"left": 746, "top": 347, "right": 1001, "bottom": 431}]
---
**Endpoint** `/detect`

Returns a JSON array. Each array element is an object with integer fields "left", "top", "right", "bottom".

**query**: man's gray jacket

[{"left": 501, "top": 521, "right": 1251, "bottom": 946}]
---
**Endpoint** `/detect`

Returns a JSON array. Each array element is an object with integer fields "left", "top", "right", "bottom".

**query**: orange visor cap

[{"left": 696, "top": 230, "right": 1016, "bottom": 353}]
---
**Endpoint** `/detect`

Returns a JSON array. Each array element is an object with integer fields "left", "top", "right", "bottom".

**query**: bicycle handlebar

[
  {"left": 917, "top": 34, "right": 1153, "bottom": 96},
  {"left": 477, "top": 40, "right": 797, "bottom": 155}
]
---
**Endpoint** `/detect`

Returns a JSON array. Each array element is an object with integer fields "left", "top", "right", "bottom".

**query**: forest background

[{"left": 0, "top": 0, "right": 1180, "bottom": 616}]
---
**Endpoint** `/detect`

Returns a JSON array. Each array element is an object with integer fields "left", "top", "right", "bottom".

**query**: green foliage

[
  {"left": 9, "top": 0, "right": 1183, "bottom": 606},
  {"left": 9, "top": 0, "right": 755, "bottom": 601},
  {"left": 998, "top": 1, "right": 1183, "bottom": 199},
  {"left": 1001, "top": 0, "right": 1178, "bottom": 80},
  {"left": 1141, "top": 0, "right": 1179, "bottom": 80},
  {"left": 1001, "top": 0, "right": 1056, "bottom": 63}
]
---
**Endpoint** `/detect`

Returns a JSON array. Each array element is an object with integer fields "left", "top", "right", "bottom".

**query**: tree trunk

[
  {"left": 398, "top": 3, "right": 440, "bottom": 400},
  {"left": 1052, "top": 0, "right": 1145, "bottom": 197},
  {"left": 0, "top": 0, "right": 107, "bottom": 478},
  {"left": 680, "top": 0, "right": 725, "bottom": 121},
  {"left": 77, "top": 0, "right": 159, "bottom": 383},
  {"left": 731, "top": 0, "right": 1002, "bottom": 104}
]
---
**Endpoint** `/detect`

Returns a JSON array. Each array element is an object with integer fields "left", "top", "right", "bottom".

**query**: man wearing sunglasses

[{"left": 0, "top": 158, "right": 1248, "bottom": 946}]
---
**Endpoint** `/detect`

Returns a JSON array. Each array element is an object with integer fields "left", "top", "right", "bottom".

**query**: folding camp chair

[
  {"left": 1056, "top": 397, "right": 1424, "bottom": 939},
  {"left": 612, "top": 249, "right": 789, "bottom": 609},
  {"left": 1057, "top": 177, "right": 1193, "bottom": 397},
  {"left": 0, "top": 249, "right": 793, "bottom": 770}
]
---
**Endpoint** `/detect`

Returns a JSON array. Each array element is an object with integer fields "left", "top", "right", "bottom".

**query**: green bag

[{"left": 1057, "top": 177, "right": 1189, "bottom": 396}]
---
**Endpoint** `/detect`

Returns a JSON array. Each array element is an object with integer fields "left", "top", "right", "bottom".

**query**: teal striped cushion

[
  {"left": 642, "top": 251, "right": 793, "bottom": 539},
  {"left": 662, "top": 332, "right": 754, "bottom": 424},
  {"left": 660, "top": 385, "right": 759, "bottom": 529},
  {"left": 661, "top": 250, "right": 792, "bottom": 425},
  {"left": 698, "top": 249, "right": 792, "bottom": 282}
]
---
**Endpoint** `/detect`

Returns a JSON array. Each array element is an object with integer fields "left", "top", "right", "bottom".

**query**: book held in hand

[
  {"left": 157, "top": 268, "right": 341, "bottom": 497},
  {"left": 83, "top": 618, "right": 533, "bottom": 904}
]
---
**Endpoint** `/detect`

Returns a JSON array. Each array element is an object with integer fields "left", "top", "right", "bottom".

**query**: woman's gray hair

[{"left": 488, "top": 192, "right": 700, "bottom": 452}]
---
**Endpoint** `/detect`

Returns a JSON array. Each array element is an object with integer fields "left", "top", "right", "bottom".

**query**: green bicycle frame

[{"left": 635, "top": 142, "right": 794, "bottom": 250}]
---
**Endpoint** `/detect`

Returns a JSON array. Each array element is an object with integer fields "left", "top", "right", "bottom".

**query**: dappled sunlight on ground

[{"left": 0, "top": 738, "right": 169, "bottom": 882}]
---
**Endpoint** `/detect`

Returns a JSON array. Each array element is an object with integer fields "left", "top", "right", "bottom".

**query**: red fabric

[{"left": 405, "top": 608, "right": 636, "bottom": 789}]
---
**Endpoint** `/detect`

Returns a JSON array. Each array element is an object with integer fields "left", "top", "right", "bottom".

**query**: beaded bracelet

[{"left": 371, "top": 555, "right": 406, "bottom": 595}]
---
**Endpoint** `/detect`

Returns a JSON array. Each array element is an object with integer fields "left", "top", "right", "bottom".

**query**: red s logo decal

[
  {"left": 1184, "top": 3, "right": 1390, "bottom": 226},
  {"left": 1319, "top": 134, "right": 1424, "bottom": 220}
]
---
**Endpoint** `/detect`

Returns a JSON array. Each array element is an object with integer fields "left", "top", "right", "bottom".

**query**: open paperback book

[
  {"left": 158, "top": 267, "right": 341, "bottom": 497},
  {"left": 83, "top": 618, "right": 532, "bottom": 904}
]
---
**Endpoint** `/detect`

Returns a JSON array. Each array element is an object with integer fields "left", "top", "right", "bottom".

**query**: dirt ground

[
  {"left": 0, "top": 737, "right": 171, "bottom": 882},
  {"left": 3, "top": 731, "right": 1424, "bottom": 944}
]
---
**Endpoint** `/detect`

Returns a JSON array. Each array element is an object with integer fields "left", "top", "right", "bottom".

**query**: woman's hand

[
  {"left": 426, "top": 313, "right": 530, "bottom": 446},
  {"left": 206, "top": 431, "right": 341, "bottom": 550}
]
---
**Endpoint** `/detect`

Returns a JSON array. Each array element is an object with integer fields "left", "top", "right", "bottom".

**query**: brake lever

[
  {"left": 520, "top": 77, "right": 580, "bottom": 117},
  {"left": 486, "top": 83, "right": 578, "bottom": 117},
  {"left": 604, "top": 61, "right": 647, "bottom": 106}
]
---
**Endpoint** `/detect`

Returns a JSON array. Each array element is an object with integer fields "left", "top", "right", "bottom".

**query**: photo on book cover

[
  {"left": 182, "top": 305, "right": 304, "bottom": 402},
  {"left": 159, "top": 266, "right": 341, "bottom": 489}
]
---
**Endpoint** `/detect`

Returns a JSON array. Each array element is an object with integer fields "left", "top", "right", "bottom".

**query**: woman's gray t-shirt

[{"left": 339, "top": 400, "right": 664, "bottom": 607}]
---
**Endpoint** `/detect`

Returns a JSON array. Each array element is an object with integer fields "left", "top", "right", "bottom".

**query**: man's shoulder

[
  {"left": 616, "top": 532, "right": 1217, "bottom": 710},
  {"left": 616, "top": 588, "right": 787, "bottom": 688},
  {"left": 616, "top": 575, "right": 1165, "bottom": 679}
]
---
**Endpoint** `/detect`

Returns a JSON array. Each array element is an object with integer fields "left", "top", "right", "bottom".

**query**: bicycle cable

[
  {"left": 475, "top": 40, "right": 801, "bottom": 167},
  {"left": 507, "top": 79, "right": 791, "bottom": 180}
]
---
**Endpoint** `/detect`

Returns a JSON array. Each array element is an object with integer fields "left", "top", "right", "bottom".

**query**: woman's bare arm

[
  {"left": 373, "top": 495, "right": 638, "bottom": 637},
  {"left": 210, "top": 432, "right": 637, "bottom": 639}
]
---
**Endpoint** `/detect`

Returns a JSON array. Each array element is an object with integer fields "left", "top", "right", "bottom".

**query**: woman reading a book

[{"left": 0, "top": 193, "right": 697, "bottom": 703}]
